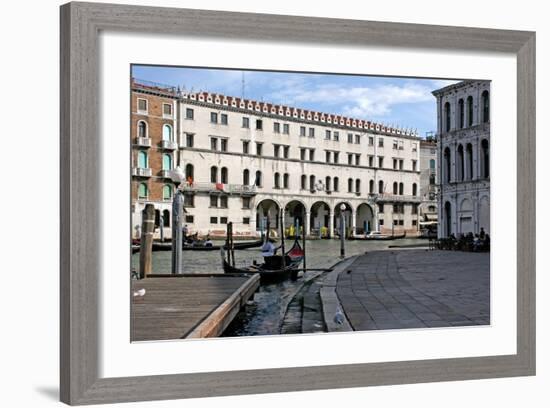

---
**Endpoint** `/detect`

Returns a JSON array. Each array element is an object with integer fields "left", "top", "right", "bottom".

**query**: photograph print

[{"left": 130, "top": 66, "right": 491, "bottom": 342}]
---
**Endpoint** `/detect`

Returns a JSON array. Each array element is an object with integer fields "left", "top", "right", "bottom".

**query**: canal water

[{"left": 131, "top": 238, "right": 426, "bottom": 337}]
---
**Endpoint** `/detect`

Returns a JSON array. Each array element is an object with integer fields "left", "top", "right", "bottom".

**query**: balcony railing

[
  {"left": 373, "top": 193, "right": 422, "bottom": 203},
  {"left": 135, "top": 137, "right": 151, "bottom": 147},
  {"left": 160, "top": 140, "right": 178, "bottom": 150},
  {"left": 182, "top": 182, "right": 257, "bottom": 195},
  {"left": 132, "top": 167, "right": 152, "bottom": 177}
]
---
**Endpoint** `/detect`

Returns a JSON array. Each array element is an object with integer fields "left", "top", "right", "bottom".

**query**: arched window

[
  {"left": 325, "top": 176, "right": 331, "bottom": 192},
  {"left": 210, "top": 166, "right": 218, "bottom": 183},
  {"left": 444, "top": 147, "right": 451, "bottom": 183},
  {"left": 162, "top": 124, "right": 173, "bottom": 141},
  {"left": 138, "top": 182, "right": 148, "bottom": 199},
  {"left": 399, "top": 182, "right": 404, "bottom": 195},
  {"left": 309, "top": 175, "right": 316, "bottom": 191},
  {"left": 467, "top": 96, "right": 474, "bottom": 127},
  {"left": 162, "top": 209, "right": 170, "bottom": 227},
  {"left": 138, "top": 121, "right": 147, "bottom": 138},
  {"left": 333, "top": 177, "right": 339, "bottom": 192},
  {"left": 301, "top": 174, "right": 307, "bottom": 190},
  {"left": 355, "top": 179, "right": 361, "bottom": 193},
  {"left": 185, "top": 163, "right": 194, "bottom": 181},
  {"left": 458, "top": 99, "right": 464, "bottom": 129},
  {"left": 412, "top": 183, "right": 417, "bottom": 196},
  {"left": 137, "top": 151, "right": 148, "bottom": 168},
  {"left": 481, "top": 139, "right": 490, "bottom": 178},
  {"left": 444, "top": 201, "right": 452, "bottom": 237},
  {"left": 457, "top": 144, "right": 464, "bottom": 181},
  {"left": 283, "top": 173, "right": 289, "bottom": 189},
  {"left": 221, "top": 167, "right": 228, "bottom": 184},
  {"left": 255, "top": 170, "right": 262, "bottom": 187},
  {"left": 393, "top": 182, "right": 398, "bottom": 195},
  {"left": 444, "top": 102, "right": 451, "bottom": 132},
  {"left": 347, "top": 178, "right": 353, "bottom": 193},
  {"left": 378, "top": 180, "right": 384, "bottom": 194},
  {"left": 162, "top": 154, "right": 172, "bottom": 171},
  {"left": 369, "top": 179, "right": 374, "bottom": 193},
  {"left": 243, "top": 169, "right": 250, "bottom": 185},
  {"left": 482, "top": 90, "right": 489, "bottom": 123},
  {"left": 274, "top": 172, "right": 281, "bottom": 188},
  {"left": 162, "top": 184, "right": 172, "bottom": 200},
  {"left": 466, "top": 144, "right": 473, "bottom": 180}
]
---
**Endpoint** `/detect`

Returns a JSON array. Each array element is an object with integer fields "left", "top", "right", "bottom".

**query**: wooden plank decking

[{"left": 131, "top": 274, "right": 260, "bottom": 341}]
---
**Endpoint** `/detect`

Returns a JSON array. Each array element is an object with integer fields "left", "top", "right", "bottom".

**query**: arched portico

[
  {"left": 334, "top": 202, "right": 354, "bottom": 238},
  {"left": 256, "top": 198, "right": 280, "bottom": 233},
  {"left": 284, "top": 200, "right": 306, "bottom": 238},
  {"left": 310, "top": 201, "right": 331, "bottom": 238},
  {"left": 356, "top": 203, "right": 375, "bottom": 235}
]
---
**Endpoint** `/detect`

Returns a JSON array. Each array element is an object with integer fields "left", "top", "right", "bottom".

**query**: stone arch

[
  {"left": 310, "top": 201, "right": 331, "bottom": 238},
  {"left": 356, "top": 203, "right": 375, "bottom": 235},
  {"left": 284, "top": 199, "right": 307, "bottom": 238},
  {"left": 334, "top": 201, "right": 353, "bottom": 238},
  {"left": 256, "top": 198, "right": 281, "bottom": 233}
]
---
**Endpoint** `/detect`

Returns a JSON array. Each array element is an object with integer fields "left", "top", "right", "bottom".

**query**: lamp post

[
  {"left": 340, "top": 203, "right": 346, "bottom": 259},
  {"left": 169, "top": 167, "right": 185, "bottom": 275}
]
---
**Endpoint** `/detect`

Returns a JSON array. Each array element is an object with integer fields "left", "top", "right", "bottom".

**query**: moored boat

[{"left": 350, "top": 231, "right": 407, "bottom": 241}]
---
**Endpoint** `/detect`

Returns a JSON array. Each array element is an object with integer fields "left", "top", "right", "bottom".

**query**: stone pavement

[{"left": 334, "top": 249, "right": 490, "bottom": 331}]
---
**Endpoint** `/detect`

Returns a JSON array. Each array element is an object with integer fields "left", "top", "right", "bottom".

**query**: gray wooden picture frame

[{"left": 60, "top": 2, "right": 536, "bottom": 405}]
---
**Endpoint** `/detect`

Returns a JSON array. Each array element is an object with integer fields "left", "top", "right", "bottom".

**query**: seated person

[{"left": 204, "top": 235, "right": 213, "bottom": 247}]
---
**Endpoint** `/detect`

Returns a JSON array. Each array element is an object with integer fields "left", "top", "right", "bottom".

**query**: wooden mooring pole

[{"left": 139, "top": 203, "right": 155, "bottom": 278}]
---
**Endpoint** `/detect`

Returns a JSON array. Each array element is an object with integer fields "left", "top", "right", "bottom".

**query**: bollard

[{"left": 139, "top": 203, "right": 155, "bottom": 278}]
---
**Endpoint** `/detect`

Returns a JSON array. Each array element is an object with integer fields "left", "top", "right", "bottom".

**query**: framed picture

[{"left": 60, "top": 2, "right": 535, "bottom": 405}]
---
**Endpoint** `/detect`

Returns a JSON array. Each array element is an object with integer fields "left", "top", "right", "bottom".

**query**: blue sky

[{"left": 132, "top": 65, "right": 459, "bottom": 137}]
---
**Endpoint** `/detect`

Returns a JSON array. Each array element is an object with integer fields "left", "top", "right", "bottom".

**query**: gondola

[
  {"left": 132, "top": 237, "right": 268, "bottom": 252},
  {"left": 349, "top": 232, "right": 407, "bottom": 241},
  {"left": 222, "top": 240, "right": 304, "bottom": 283}
]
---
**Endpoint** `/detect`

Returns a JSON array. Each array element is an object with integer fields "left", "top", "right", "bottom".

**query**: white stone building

[
  {"left": 418, "top": 137, "right": 438, "bottom": 223},
  {"left": 433, "top": 80, "right": 490, "bottom": 238},
  {"left": 131, "top": 79, "right": 424, "bottom": 239}
]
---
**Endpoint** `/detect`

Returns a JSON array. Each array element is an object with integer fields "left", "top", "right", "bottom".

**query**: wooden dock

[{"left": 131, "top": 274, "right": 260, "bottom": 341}]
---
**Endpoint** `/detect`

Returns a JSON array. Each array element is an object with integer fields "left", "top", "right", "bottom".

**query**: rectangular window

[
  {"left": 368, "top": 136, "right": 374, "bottom": 146},
  {"left": 210, "top": 217, "right": 218, "bottom": 224},
  {"left": 186, "top": 133, "right": 194, "bottom": 147},
  {"left": 210, "top": 112, "right": 218, "bottom": 123},
  {"left": 393, "top": 140, "right": 398, "bottom": 149},
  {"left": 399, "top": 220, "right": 404, "bottom": 226},
  {"left": 183, "top": 194, "right": 194, "bottom": 207},
  {"left": 309, "top": 149, "right": 315, "bottom": 161},
  {"left": 242, "top": 197, "right": 251, "bottom": 209},
  {"left": 283, "top": 123, "right": 290, "bottom": 134},
  {"left": 355, "top": 134, "right": 360, "bottom": 144},
  {"left": 242, "top": 117, "right": 250, "bottom": 128},
  {"left": 300, "top": 148, "right": 306, "bottom": 161},
  {"left": 399, "top": 140, "right": 404, "bottom": 150},
  {"left": 210, "top": 138, "right": 218, "bottom": 151},
  {"left": 326, "top": 151, "right": 331, "bottom": 163},
  {"left": 412, "top": 142, "right": 418, "bottom": 152},
  {"left": 274, "top": 144, "right": 281, "bottom": 158},
  {"left": 379, "top": 219, "right": 385, "bottom": 226},
  {"left": 347, "top": 133, "right": 353, "bottom": 143},
  {"left": 393, "top": 159, "right": 398, "bottom": 170},
  {"left": 220, "top": 139, "right": 228, "bottom": 152},
  {"left": 256, "top": 119, "right": 263, "bottom": 130},
  {"left": 243, "top": 217, "right": 250, "bottom": 225},
  {"left": 325, "top": 130, "right": 331, "bottom": 140},
  {"left": 309, "top": 127, "right": 315, "bottom": 138},
  {"left": 333, "top": 131, "right": 339, "bottom": 141},
  {"left": 300, "top": 126, "right": 306, "bottom": 137},
  {"left": 378, "top": 138, "right": 384, "bottom": 147},
  {"left": 393, "top": 219, "right": 399, "bottom": 226},
  {"left": 274, "top": 122, "right": 280, "bottom": 133},
  {"left": 185, "top": 108, "right": 194, "bottom": 119},
  {"left": 242, "top": 140, "right": 249, "bottom": 154},
  {"left": 355, "top": 154, "right": 360, "bottom": 166},
  {"left": 378, "top": 156, "right": 384, "bottom": 168},
  {"left": 210, "top": 195, "right": 218, "bottom": 207},
  {"left": 185, "top": 215, "right": 194, "bottom": 223},
  {"left": 256, "top": 143, "right": 263, "bottom": 156},
  {"left": 334, "top": 152, "right": 339, "bottom": 164},
  {"left": 283, "top": 146, "right": 290, "bottom": 159},
  {"left": 163, "top": 103, "right": 172, "bottom": 116},
  {"left": 412, "top": 219, "right": 417, "bottom": 226},
  {"left": 220, "top": 196, "right": 228, "bottom": 208},
  {"left": 221, "top": 113, "right": 228, "bottom": 125},
  {"left": 412, "top": 160, "right": 417, "bottom": 171},
  {"left": 399, "top": 159, "right": 404, "bottom": 170},
  {"left": 368, "top": 155, "right": 374, "bottom": 167},
  {"left": 411, "top": 204, "right": 418, "bottom": 215},
  {"left": 220, "top": 217, "right": 228, "bottom": 224},
  {"left": 348, "top": 154, "right": 353, "bottom": 165},
  {"left": 137, "top": 98, "right": 147, "bottom": 112}
]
